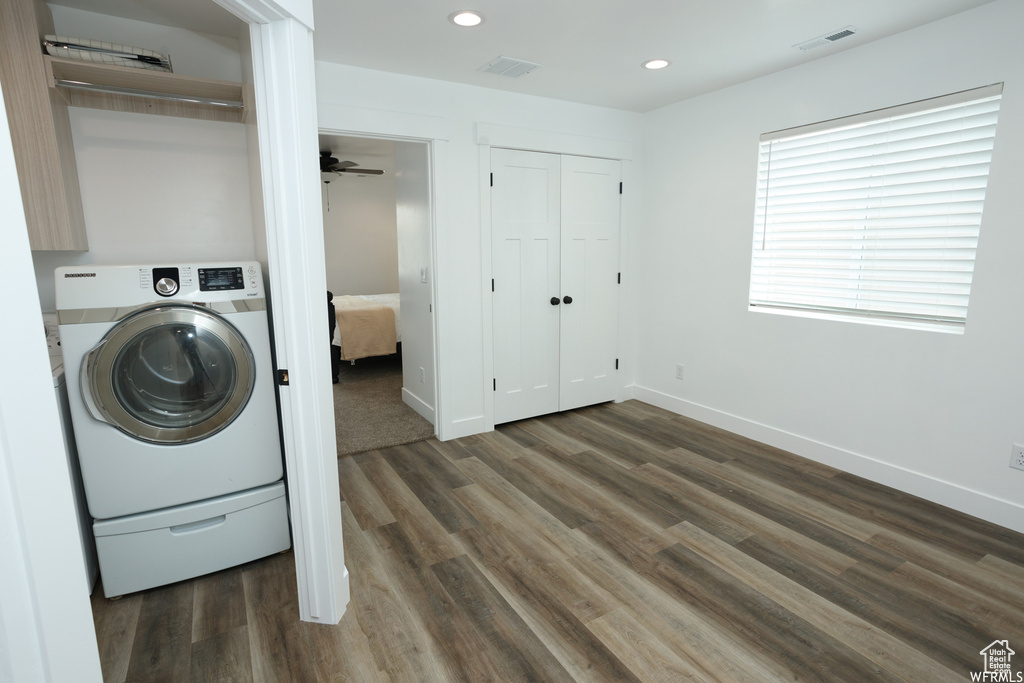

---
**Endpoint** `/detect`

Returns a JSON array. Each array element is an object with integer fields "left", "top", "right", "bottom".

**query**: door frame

[
  {"left": 477, "top": 124, "right": 635, "bottom": 431},
  {"left": 313, "top": 101, "right": 455, "bottom": 437},
  {"left": 229, "top": 1, "right": 350, "bottom": 626},
  {"left": 317, "top": 130, "right": 441, "bottom": 434}
]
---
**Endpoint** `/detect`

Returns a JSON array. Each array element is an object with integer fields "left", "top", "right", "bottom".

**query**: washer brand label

[{"left": 64, "top": 272, "right": 96, "bottom": 278}]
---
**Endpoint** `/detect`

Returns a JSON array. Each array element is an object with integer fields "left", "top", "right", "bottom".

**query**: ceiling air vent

[
  {"left": 794, "top": 25, "right": 858, "bottom": 52},
  {"left": 478, "top": 56, "right": 542, "bottom": 78}
]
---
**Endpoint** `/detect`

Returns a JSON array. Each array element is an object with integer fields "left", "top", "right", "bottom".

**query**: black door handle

[
  {"left": 563, "top": 295, "right": 573, "bottom": 304},
  {"left": 550, "top": 297, "right": 560, "bottom": 305}
]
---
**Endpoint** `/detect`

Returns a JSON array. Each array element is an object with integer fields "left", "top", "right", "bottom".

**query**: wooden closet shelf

[{"left": 45, "top": 56, "right": 248, "bottom": 123}]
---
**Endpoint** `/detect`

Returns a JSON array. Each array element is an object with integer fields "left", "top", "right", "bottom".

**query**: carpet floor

[{"left": 333, "top": 352, "right": 435, "bottom": 456}]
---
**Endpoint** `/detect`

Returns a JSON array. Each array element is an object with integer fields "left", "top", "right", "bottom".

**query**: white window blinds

[{"left": 749, "top": 84, "right": 1002, "bottom": 331}]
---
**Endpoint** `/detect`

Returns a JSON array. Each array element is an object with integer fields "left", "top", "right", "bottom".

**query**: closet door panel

[
  {"left": 559, "top": 155, "right": 621, "bottom": 411},
  {"left": 492, "top": 149, "right": 561, "bottom": 425}
]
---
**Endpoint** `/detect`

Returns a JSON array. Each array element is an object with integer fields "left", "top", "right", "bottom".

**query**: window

[{"left": 749, "top": 84, "right": 1002, "bottom": 332}]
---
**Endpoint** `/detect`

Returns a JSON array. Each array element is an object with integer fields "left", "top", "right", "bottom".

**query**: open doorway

[{"left": 318, "top": 133, "right": 438, "bottom": 455}]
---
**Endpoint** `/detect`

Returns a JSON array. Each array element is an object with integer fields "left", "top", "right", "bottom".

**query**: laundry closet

[
  {"left": 490, "top": 148, "right": 622, "bottom": 425},
  {"left": 3, "top": 0, "right": 268, "bottom": 593}
]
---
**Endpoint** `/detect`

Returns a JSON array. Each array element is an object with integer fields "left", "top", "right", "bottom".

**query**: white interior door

[
  {"left": 491, "top": 149, "right": 561, "bottom": 424},
  {"left": 491, "top": 150, "right": 621, "bottom": 425},
  {"left": 559, "top": 155, "right": 621, "bottom": 411}
]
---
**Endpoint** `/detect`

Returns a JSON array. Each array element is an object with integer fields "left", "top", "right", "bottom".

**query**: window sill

[{"left": 748, "top": 304, "right": 965, "bottom": 335}]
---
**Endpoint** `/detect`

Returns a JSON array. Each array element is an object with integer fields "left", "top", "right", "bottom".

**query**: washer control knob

[{"left": 155, "top": 277, "right": 179, "bottom": 297}]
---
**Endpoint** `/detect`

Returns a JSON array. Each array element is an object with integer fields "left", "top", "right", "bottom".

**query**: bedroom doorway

[{"left": 318, "top": 133, "right": 438, "bottom": 455}]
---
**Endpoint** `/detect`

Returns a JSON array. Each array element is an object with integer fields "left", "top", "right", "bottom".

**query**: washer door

[{"left": 83, "top": 304, "right": 256, "bottom": 444}]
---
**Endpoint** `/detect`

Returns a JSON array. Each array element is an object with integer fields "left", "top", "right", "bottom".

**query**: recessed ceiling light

[
  {"left": 449, "top": 10, "right": 483, "bottom": 27},
  {"left": 643, "top": 59, "right": 671, "bottom": 70}
]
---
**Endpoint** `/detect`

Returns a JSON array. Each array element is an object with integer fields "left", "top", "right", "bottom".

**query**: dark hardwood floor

[{"left": 92, "top": 400, "right": 1024, "bottom": 681}]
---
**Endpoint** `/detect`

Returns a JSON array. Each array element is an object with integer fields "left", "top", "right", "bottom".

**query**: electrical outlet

[
  {"left": 675, "top": 364, "right": 684, "bottom": 380},
  {"left": 1011, "top": 444, "right": 1024, "bottom": 472},
  {"left": 419, "top": 367, "right": 426, "bottom": 383}
]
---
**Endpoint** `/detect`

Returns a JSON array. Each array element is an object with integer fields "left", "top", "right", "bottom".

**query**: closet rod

[{"left": 53, "top": 78, "right": 243, "bottom": 109}]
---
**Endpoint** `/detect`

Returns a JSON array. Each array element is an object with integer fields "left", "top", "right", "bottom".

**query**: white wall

[
  {"left": 635, "top": 0, "right": 1024, "bottom": 532},
  {"left": 32, "top": 8, "right": 254, "bottom": 312},
  {"left": 394, "top": 140, "right": 435, "bottom": 423},
  {"left": 315, "top": 62, "right": 643, "bottom": 438},
  {"left": 321, "top": 170, "right": 399, "bottom": 295}
]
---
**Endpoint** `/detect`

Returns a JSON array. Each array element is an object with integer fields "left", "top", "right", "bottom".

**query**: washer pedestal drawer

[{"left": 94, "top": 481, "right": 290, "bottom": 598}]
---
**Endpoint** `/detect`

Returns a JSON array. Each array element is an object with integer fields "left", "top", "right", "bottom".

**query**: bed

[{"left": 332, "top": 293, "right": 402, "bottom": 361}]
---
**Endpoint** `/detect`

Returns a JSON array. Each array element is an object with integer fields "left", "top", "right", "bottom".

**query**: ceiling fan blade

[
  {"left": 332, "top": 160, "right": 359, "bottom": 169},
  {"left": 336, "top": 168, "right": 385, "bottom": 175}
]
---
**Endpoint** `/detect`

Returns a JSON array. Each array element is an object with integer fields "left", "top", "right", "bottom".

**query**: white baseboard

[
  {"left": 439, "top": 414, "right": 489, "bottom": 441},
  {"left": 401, "top": 387, "right": 435, "bottom": 426},
  {"left": 632, "top": 386, "right": 1024, "bottom": 535}
]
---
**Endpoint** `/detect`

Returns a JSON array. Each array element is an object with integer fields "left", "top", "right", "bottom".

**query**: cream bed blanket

[{"left": 334, "top": 295, "right": 397, "bottom": 361}]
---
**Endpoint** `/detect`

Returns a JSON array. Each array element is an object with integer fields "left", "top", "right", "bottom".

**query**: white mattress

[{"left": 332, "top": 293, "right": 401, "bottom": 345}]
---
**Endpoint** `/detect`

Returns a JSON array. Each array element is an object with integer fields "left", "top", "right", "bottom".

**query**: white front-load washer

[{"left": 56, "top": 262, "right": 290, "bottom": 596}]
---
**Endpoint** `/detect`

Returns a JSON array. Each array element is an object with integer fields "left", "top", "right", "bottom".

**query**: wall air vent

[
  {"left": 794, "top": 25, "right": 858, "bottom": 51},
  {"left": 478, "top": 56, "right": 542, "bottom": 78}
]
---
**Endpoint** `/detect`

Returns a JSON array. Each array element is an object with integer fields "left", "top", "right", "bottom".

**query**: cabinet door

[
  {"left": 559, "top": 155, "right": 620, "bottom": 411},
  {"left": 491, "top": 149, "right": 561, "bottom": 425}
]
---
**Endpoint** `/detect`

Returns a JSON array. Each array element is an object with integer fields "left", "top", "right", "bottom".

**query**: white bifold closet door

[{"left": 492, "top": 148, "right": 621, "bottom": 425}]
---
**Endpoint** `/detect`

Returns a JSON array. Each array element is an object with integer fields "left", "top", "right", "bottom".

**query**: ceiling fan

[{"left": 319, "top": 150, "right": 385, "bottom": 176}]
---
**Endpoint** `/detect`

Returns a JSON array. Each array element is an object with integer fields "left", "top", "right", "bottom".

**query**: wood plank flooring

[{"left": 92, "top": 400, "right": 1024, "bottom": 681}]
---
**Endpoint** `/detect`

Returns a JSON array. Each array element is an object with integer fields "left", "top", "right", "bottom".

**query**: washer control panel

[
  {"left": 198, "top": 267, "right": 244, "bottom": 292},
  {"left": 56, "top": 262, "right": 264, "bottom": 310}
]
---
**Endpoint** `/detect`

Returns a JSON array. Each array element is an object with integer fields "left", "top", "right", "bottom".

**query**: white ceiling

[
  {"left": 49, "top": 0, "right": 243, "bottom": 38},
  {"left": 310, "top": 0, "right": 997, "bottom": 112},
  {"left": 49, "top": 0, "right": 996, "bottom": 113}
]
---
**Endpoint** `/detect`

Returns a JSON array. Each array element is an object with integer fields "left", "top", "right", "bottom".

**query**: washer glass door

[{"left": 85, "top": 304, "right": 256, "bottom": 444}]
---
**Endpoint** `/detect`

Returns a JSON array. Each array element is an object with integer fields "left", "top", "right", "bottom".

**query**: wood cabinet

[
  {"left": 0, "top": 0, "right": 248, "bottom": 251},
  {"left": 0, "top": 0, "right": 88, "bottom": 251}
]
